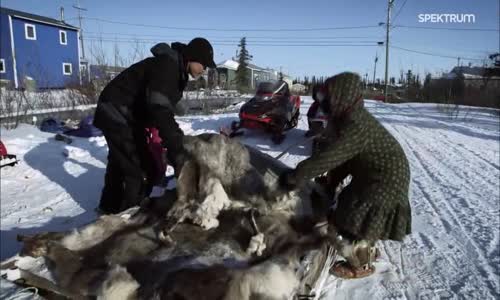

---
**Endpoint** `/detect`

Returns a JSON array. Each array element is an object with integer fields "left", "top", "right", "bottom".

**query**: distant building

[
  {"left": 445, "top": 66, "right": 500, "bottom": 89},
  {"left": 291, "top": 83, "right": 306, "bottom": 93},
  {"left": 0, "top": 7, "right": 83, "bottom": 89},
  {"left": 215, "top": 59, "right": 283, "bottom": 90}
]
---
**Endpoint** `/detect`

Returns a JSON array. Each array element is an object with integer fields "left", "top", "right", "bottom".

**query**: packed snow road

[{"left": 1, "top": 97, "right": 499, "bottom": 299}]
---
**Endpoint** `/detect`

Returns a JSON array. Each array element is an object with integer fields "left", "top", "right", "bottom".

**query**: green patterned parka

[{"left": 294, "top": 72, "right": 411, "bottom": 242}]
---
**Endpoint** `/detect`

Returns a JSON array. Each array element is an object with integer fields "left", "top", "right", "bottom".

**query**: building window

[
  {"left": 59, "top": 30, "right": 67, "bottom": 45},
  {"left": 0, "top": 59, "right": 5, "bottom": 73},
  {"left": 63, "top": 63, "right": 72, "bottom": 75},
  {"left": 25, "top": 24, "right": 36, "bottom": 40}
]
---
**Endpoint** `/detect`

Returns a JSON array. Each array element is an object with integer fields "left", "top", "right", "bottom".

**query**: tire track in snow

[
  {"left": 432, "top": 128, "right": 499, "bottom": 194},
  {"left": 380, "top": 126, "right": 461, "bottom": 298},
  {"left": 365, "top": 119, "right": 457, "bottom": 298},
  {"left": 384, "top": 121, "right": 499, "bottom": 298},
  {"left": 456, "top": 143, "right": 500, "bottom": 172},
  {"left": 403, "top": 126, "right": 499, "bottom": 252}
]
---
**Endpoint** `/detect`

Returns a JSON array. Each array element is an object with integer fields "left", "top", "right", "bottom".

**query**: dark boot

[{"left": 98, "top": 153, "right": 124, "bottom": 214}]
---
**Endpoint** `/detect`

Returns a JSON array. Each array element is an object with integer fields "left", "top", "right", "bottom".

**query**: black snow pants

[{"left": 98, "top": 127, "right": 154, "bottom": 214}]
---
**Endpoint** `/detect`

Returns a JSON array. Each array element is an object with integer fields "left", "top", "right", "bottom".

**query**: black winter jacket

[{"left": 94, "top": 42, "right": 188, "bottom": 164}]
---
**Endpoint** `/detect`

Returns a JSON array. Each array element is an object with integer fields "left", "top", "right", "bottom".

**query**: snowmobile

[
  {"left": 224, "top": 80, "right": 301, "bottom": 144},
  {"left": 0, "top": 140, "right": 18, "bottom": 168}
]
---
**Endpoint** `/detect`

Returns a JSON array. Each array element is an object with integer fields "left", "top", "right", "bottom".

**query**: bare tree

[{"left": 129, "top": 38, "right": 147, "bottom": 65}]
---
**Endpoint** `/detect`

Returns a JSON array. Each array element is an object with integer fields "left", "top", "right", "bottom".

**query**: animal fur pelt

[
  {"left": 169, "top": 133, "right": 327, "bottom": 231},
  {"left": 16, "top": 204, "right": 330, "bottom": 299},
  {"left": 10, "top": 134, "right": 335, "bottom": 299},
  {"left": 107, "top": 236, "right": 327, "bottom": 300}
]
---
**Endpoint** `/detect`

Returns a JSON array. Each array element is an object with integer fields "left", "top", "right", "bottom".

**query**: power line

[
  {"left": 391, "top": 45, "right": 485, "bottom": 61},
  {"left": 80, "top": 17, "right": 498, "bottom": 33},
  {"left": 84, "top": 38, "right": 379, "bottom": 47},
  {"left": 391, "top": 39, "right": 495, "bottom": 55},
  {"left": 392, "top": 0, "right": 408, "bottom": 24},
  {"left": 393, "top": 25, "right": 499, "bottom": 32},
  {"left": 84, "top": 36, "right": 381, "bottom": 44},
  {"left": 85, "top": 31, "right": 382, "bottom": 40},
  {"left": 82, "top": 17, "right": 380, "bottom": 32}
]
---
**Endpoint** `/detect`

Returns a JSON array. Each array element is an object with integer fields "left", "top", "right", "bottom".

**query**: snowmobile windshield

[{"left": 255, "top": 81, "right": 289, "bottom": 101}]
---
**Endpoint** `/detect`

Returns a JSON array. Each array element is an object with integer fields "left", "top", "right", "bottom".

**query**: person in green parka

[{"left": 279, "top": 72, "right": 412, "bottom": 279}]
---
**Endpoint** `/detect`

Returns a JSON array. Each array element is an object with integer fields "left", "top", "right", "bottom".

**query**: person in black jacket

[{"left": 93, "top": 37, "right": 216, "bottom": 214}]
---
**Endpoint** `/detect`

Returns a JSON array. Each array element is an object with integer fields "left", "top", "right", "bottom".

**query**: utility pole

[
  {"left": 373, "top": 52, "right": 379, "bottom": 86},
  {"left": 73, "top": 0, "right": 87, "bottom": 60},
  {"left": 457, "top": 57, "right": 461, "bottom": 67},
  {"left": 384, "top": 0, "right": 394, "bottom": 102}
]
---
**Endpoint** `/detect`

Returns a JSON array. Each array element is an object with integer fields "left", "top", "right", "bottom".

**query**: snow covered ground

[{"left": 1, "top": 97, "right": 499, "bottom": 299}]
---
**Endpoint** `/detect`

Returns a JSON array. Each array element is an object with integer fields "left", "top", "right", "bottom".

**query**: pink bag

[{"left": 145, "top": 128, "right": 167, "bottom": 185}]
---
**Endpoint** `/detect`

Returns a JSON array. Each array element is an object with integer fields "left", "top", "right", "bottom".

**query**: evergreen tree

[
  {"left": 304, "top": 76, "right": 310, "bottom": 87},
  {"left": 406, "top": 70, "right": 413, "bottom": 87},
  {"left": 415, "top": 74, "right": 421, "bottom": 88},
  {"left": 423, "top": 73, "right": 432, "bottom": 101},
  {"left": 235, "top": 37, "right": 252, "bottom": 92}
]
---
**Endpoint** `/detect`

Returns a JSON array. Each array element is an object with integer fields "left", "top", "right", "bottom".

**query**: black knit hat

[{"left": 184, "top": 37, "right": 216, "bottom": 68}]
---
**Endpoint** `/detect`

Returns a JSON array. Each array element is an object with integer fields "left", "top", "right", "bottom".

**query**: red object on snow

[
  {"left": 0, "top": 141, "right": 7, "bottom": 157},
  {"left": 0, "top": 140, "right": 19, "bottom": 168}
]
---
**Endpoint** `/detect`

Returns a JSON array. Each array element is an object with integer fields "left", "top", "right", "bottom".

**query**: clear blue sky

[{"left": 2, "top": 0, "right": 498, "bottom": 80}]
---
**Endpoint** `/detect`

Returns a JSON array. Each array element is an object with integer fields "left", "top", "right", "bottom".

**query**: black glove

[{"left": 278, "top": 170, "right": 299, "bottom": 191}]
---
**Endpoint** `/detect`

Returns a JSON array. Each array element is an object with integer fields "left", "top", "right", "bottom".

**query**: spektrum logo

[{"left": 417, "top": 14, "right": 476, "bottom": 23}]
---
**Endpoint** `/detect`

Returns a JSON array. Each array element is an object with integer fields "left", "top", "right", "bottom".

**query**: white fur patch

[
  {"left": 97, "top": 265, "right": 139, "bottom": 300},
  {"left": 246, "top": 233, "right": 266, "bottom": 256},
  {"left": 226, "top": 262, "right": 300, "bottom": 300},
  {"left": 191, "top": 177, "right": 231, "bottom": 230},
  {"left": 61, "top": 216, "right": 128, "bottom": 251}
]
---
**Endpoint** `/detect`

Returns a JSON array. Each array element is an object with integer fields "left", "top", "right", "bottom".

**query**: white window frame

[
  {"left": 62, "top": 63, "right": 72, "bottom": 75},
  {"left": 59, "top": 30, "right": 67, "bottom": 45},
  {"left": 25, "top": 23, "right": 36, "bottom": 40},
  {"left": 0, "top": 59, "right": 5, "bottom": 73}
]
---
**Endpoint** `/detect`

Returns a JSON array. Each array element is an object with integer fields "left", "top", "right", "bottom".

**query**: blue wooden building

[{"left": 0, "top": 7, "right": 82, "bottom": 89}]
